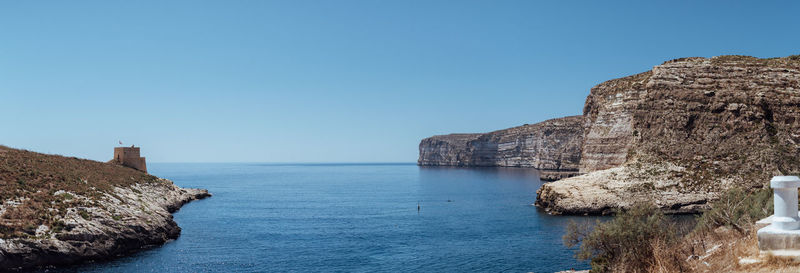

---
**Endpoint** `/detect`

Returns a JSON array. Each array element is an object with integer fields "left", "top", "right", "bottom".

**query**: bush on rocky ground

[
  {"left": 694, "top": 187, "right": 772, "bottom": 234},
  {"left": 564, "top": 203, "right": 683, "bottom": 273},
  {"left": 564, "top": 187, "right": 774, "bottom": 273}
]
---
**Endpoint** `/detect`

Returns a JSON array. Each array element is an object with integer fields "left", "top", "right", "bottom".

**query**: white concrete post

[{"left": 770, "top": 176, "right": 800, "bottom": 230}]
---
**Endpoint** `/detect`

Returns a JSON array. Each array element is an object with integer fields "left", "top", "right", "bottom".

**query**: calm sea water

[{"left": 50, "top": 163, "right": 597, "bottom": 273}]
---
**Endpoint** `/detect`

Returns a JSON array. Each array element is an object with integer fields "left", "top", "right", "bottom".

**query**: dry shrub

[
  {"left": 650, "top": 239, "right": 688, "bottom": 273},
  {"left": 659, "top": 187, "right": 773, "bottom": 272},
  {"left": 689, "top": 230, "right": 800, "bottom": 273},
  {"left": 686, "top": 229, "right": 758, "bottom": 272},
  {"left": 564, "top": 203, "right": 683, "bottom": 273},
  {"left": 564, "top": 187, "right": 775, "bottom": 273},
  {"left": 695, "top": 187, "right": 772, "bottom": 234}
]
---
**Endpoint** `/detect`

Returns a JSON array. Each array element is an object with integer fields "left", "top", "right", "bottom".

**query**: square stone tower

[{"left": 113, "top": 146, "right": 147, "bottom": 173}]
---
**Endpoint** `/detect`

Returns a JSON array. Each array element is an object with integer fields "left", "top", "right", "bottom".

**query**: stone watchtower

[{"left": 112, "top": 146, "right": 147, "bottom": 173}]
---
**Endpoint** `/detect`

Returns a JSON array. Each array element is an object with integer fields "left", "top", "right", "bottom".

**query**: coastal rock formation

[
  {"left": 578, "top": 71, "right": 651, "bottom": 173},
  {"left": 418, "top": 116, "right": 584, "bottom": 180},
  {"left": 535, "top": 163, "right": 712, "bottom": 215},
  {"left": 537, "top": 55, "right": 800, "bottom": 214},
  {"left": 0, "top": 146, "right": 210, "bottom": 270},
  {"left": 417, "top": 133, "right": 482, "bottom": 167}
]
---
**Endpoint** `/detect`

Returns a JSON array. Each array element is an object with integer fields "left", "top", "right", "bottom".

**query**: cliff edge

[
  {"left": 537, "top": 55, "right": 800, "bottom": 214},
  {"left": 0, "top": 145, "right": 210, "bottom": 270},
  {"left": 418, "top": 116, "right": 584, "bottom": 180}
]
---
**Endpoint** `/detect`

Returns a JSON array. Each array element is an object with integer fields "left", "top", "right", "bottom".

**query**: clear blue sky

[{"left": 1, "top": 1, "right": 798, "bottom": 163}]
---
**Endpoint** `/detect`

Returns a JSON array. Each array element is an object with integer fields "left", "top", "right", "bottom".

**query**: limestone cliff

[
  {"left": 0, "top": 146, "right": 210, "bottom": 270},
  {"left": 536, "top": 55, "right": 800, "bottom": 215},
  {"left": 418, "top": 116, "right": 584, "bottom": 180}
]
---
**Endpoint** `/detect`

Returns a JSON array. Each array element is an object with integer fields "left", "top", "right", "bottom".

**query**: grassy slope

[{"left": 0, "top": 145, "right": 160, "bottom": 238}]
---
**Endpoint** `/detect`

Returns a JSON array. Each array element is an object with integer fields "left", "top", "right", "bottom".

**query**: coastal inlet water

[{"left": 55, "top": 163, "right": 599, "bottom": 272}]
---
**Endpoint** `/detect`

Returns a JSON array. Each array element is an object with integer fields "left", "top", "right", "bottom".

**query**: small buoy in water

[
  {"left": 417, "top": 202, "right": 420, "bottom": 212},
  {"left": 447, "top": 199, "right": 453, "bottom": 202}
]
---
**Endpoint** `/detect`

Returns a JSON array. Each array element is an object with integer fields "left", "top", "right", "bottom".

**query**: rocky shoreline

[
  {"left": 0, "top": 146, "right": 211, "bottom": 271},
  {"left": 536, "top": 55, "right": 800, "bottom": 215},
  {"left": 534, "top": 164, "right": 711, "bottom": 215},
  {"left": 0, "top": 181, "right": 210, "bottom": 271}
]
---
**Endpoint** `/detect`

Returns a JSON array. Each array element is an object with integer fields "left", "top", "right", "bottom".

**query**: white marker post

[
  {"left": 769, "top": 176, "right": 800, "bottom": 231},
  {"left": 758, "top": 176, "right": 800, "bottom": 254}
]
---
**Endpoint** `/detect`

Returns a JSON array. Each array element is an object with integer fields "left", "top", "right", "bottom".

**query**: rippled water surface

[{"left": 53, "top": 163, "right": 595, "bottom": 272}]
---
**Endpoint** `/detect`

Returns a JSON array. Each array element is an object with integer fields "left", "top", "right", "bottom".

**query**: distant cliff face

[
  {"left": 418, "top": 116, "right": 584, "bottom": 177},
  {"left": 537, "top": 55, "right": 800, "bottom": 215},
  {"left": 418, "top": 133, "right": 482, "bottom": 167},
  {"left": 418, "top": 55, "right": 800, "bottom": 214}
]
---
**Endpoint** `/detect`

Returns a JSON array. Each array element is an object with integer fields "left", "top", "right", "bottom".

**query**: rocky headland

[
  {"left": 537, "top": 55, "right": 800, "bottom": 215},
  {"left": 420, "top": 55, "right": 800, "bottom": 215},
  {"left": 0, "top": 145, "right": 210, "bottom": 270},
  {"left": 418, "top": 115, "right": 584, "bottom": 180}
]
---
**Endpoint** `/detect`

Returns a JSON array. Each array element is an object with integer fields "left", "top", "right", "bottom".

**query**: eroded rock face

[
  {"left": 0, "top": 180, "right": 210, "bottom": 270},
  {"left": 579, "top": 71, "right": 651, "bottom": 173},
  {"left": 418, "top": 116, "right": 584, "bottom": 179},
  {"left": 538, "top": 55, "right": 800, "bottom": 214}
]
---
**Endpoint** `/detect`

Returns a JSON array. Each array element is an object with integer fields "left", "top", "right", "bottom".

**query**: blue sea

[{"left": 52, "top": 163, "right": 597, "bottom": 272}]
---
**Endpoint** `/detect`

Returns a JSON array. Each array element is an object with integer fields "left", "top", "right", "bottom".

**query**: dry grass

[
  {"left": 0, "top": 145, "right": 160, "bottom": 238},
  {"left": 647, "top": 225, "right": 800, "bottom": 273},
  {"left": 683, "top": 228, "right": 757, "bottom": 272},
  {"left": 762, "top": 253, "right": 800, "bottom": 268},
  {"left": 649, "top": 239, "right": 688, "bottom": 273},
  {"left": 566, "top": 186, "right": 792, "bottom": 272}
]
